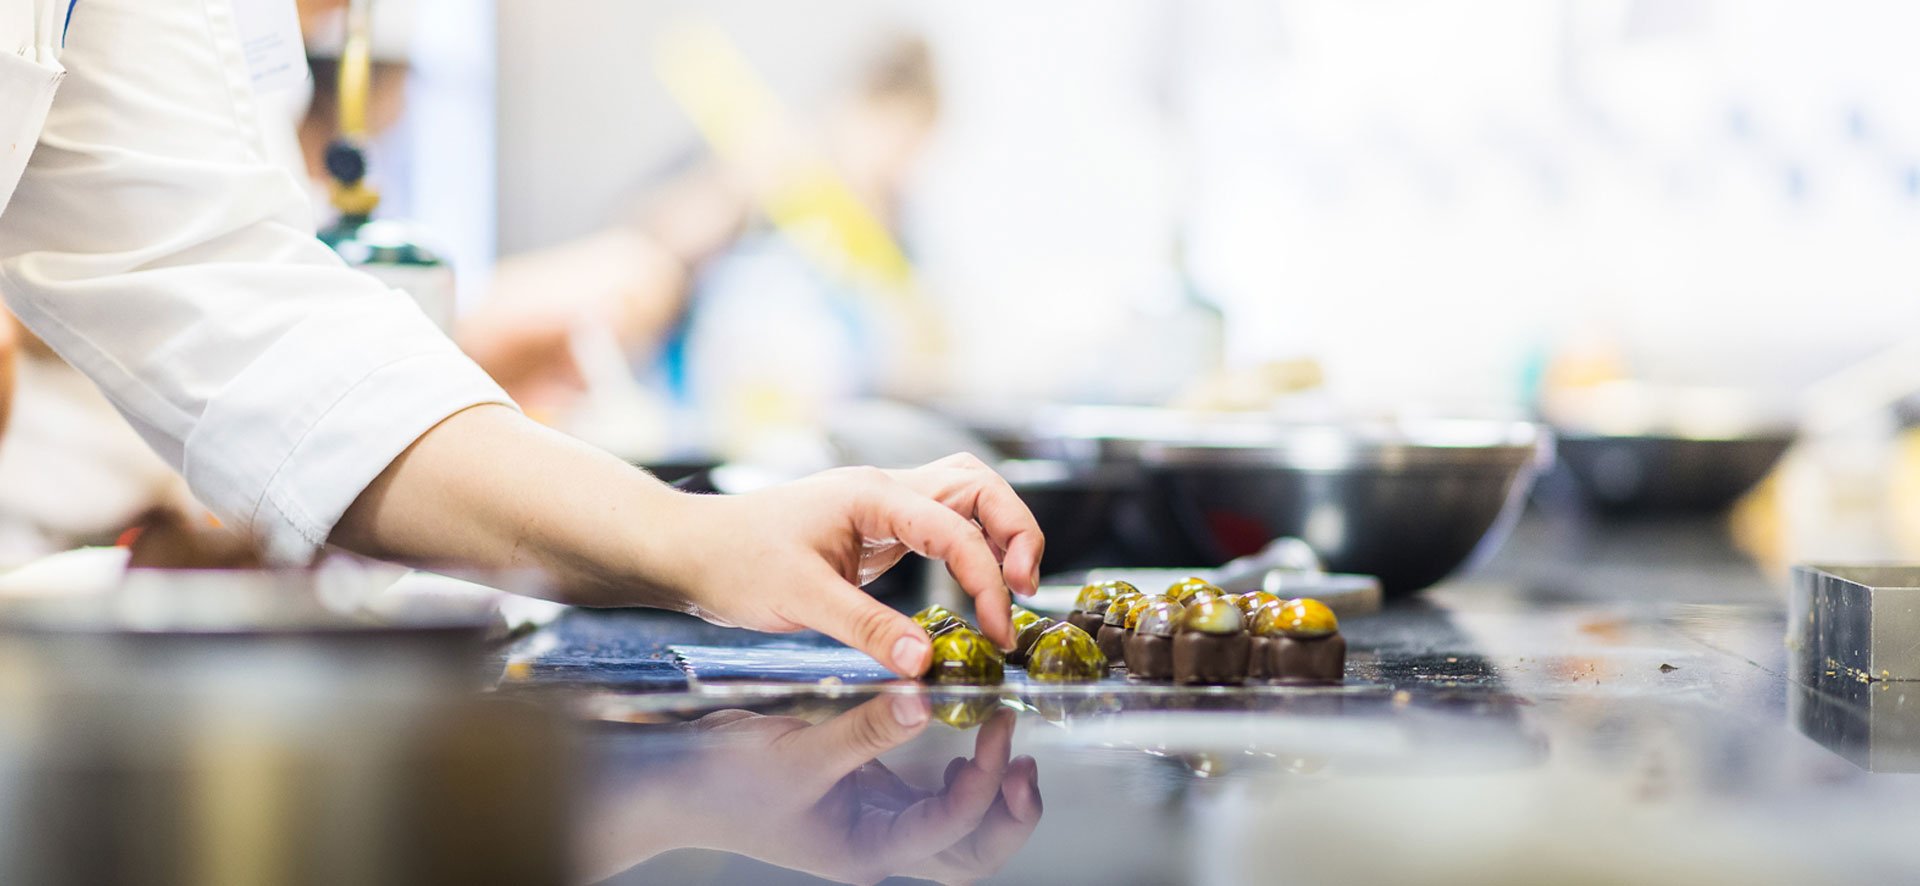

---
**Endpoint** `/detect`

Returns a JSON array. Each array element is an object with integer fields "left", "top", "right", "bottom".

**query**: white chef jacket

[{"left": 0, "top": 0, "right": 512, "bottom": 563}]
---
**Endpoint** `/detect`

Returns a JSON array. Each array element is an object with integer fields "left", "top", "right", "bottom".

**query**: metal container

[
  {"left": 1553, "top": 431, "right": 1793, "bottom": 516},
  {"left": 0, "top": 569, "right": 573, "bottom": 886},
  {"left": 1026, "top": 410, "right": 1550, "bottom": 595},
  {"left": 1789, "top": 565, "right": 1920, "bottom": 684},
  {"left": 1789, "top": 565, "right": 1920, "bottom": 771},
  {"left": 1540, "top": 381, "right": 1796, "bottom": 517}
]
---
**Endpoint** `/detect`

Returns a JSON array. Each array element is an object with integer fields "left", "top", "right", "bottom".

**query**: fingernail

[
  {"left": 893, "top": 634, "right": 930, "bottom": 675},
  {"left": 1029, "top": 565, "right": 1042, "bottom": 593},
  {"left": 892, "top": 693, "right": 929, "bottom": 728}
]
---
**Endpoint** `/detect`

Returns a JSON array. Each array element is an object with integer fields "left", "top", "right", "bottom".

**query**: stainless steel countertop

[{"left": 526, "top": 510, "right": 1920, "bottom": 885}]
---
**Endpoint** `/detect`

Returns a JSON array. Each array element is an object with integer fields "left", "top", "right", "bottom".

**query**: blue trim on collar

[{"left": 63, "top": 0, "right": 78, "bottom": 46}]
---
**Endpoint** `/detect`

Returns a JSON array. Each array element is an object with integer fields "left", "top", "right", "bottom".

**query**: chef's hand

[
  {"left": 334, "top": 407, "right": 1043, "bottom": 676},
  {"left": 661, "top": 453, "right": 1045, "bottom": 676},
  {"left": 581, "top": 695, "right": 1042, "bottom": 886}
]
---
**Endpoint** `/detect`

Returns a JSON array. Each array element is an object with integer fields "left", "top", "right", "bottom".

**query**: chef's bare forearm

[
  {"left": 334, "top": 405, "right": 1042, "bottom": 677},
  {"left": 329, "top": 404, "right": 693, "bottom": 605}
]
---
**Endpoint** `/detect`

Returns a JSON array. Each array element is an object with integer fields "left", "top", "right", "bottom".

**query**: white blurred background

[
  {"left": 436, "top": 0, "right": 1920, "bottom": 418},
  {"left": 11, "top": 0, "right": 1917, "bottom": 567}
]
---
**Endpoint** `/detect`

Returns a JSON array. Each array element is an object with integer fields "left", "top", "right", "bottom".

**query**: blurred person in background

[
  {"left": 0, "top": 313, "right": 193, "bottom": 564},
  {"left": 456, "top": 34, "right": 943, "bottom": 463},
  {"left": 289, "top": 0, "right": 415, "bottom": 220},
  {"left": 0, "top": 9, "right": 939, "bottom": 560},
  {"left": 0, "top": 0, "right": 1037, "bottom": 678}
]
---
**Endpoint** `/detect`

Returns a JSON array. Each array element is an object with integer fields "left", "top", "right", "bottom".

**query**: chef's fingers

[
  {"left": 894, "top": 455, "right": 1046, "bottom": 597},
  {"left": 778, "top": 693, "right": 929, "bottom": 791},
  {"left": 855, "top": 483, "right": 1015, "bottom": 649},
  {"left": 954, "top": 469, "right": 1046, "bottom": 598},
  {"left": 794, "top": 571, "right": 932, "bottom": 677}
]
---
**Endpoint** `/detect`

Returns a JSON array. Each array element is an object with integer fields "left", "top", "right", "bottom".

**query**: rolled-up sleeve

[{"left": 0, "top": 0, "right": 512, "bottom": 562}]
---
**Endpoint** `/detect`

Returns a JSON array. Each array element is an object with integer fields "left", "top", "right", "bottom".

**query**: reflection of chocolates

[
  {"left": 1172, "top": 631, "right": 1250, "bottom": 685},
  {"left": 1266, "top": 634, "right": 1346, "bottom": 684},
  {"left": 1125, "top": 633, "right": 1174, "bottom": 680}
]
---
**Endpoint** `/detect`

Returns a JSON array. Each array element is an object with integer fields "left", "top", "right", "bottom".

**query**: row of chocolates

[
  {"left": 911, "top": 576, "right": 1345, "bottom": 686},
  {"left": 1065, "top": 578, "right": 1346, "bottom": 685}
]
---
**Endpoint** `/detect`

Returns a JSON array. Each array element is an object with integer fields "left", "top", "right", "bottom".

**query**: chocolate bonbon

[
  {"left": 1124, "top": 600, "right": 1185, "bottom": 680},
  {"left": 1172, "top": 598, "right": 1250, "bottom": 685}
]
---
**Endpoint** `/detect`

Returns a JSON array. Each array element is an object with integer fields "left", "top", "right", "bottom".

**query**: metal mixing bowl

[
  {"left": 1552, "top": 431, "right": 1793, "bottom": 516},
  {"left": 1537, "top": 380, "right": 1797, "bottom": 517},
  {"left": 1093, "top": 416, "right": 1551, "bottom": 596}
]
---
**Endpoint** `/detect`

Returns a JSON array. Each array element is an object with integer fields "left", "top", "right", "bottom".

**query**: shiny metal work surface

[{"left": 508, "top": 513, "right": 1920, "bottom": 885}]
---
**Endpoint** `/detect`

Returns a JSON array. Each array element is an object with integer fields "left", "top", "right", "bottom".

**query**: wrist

[{"left": 563, "top": 481, "right": 717, "bottom": 610}]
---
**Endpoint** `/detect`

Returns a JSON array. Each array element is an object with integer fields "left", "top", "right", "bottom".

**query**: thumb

[{"left": 799, "top": 570, "right": 932, "bottom": 678}]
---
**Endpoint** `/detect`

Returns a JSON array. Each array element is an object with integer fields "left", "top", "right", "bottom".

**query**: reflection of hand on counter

[{"left": 583, "top": 694, "right": 1043, "bottom": 885}]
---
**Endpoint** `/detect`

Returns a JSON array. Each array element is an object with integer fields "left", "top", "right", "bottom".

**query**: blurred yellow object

[
  {"left": 1729, "top": 463, "right": 1790, "bottom": 576},
  {"left": 1542, "top": 335, "right": 1629, "bottom": 393},
  {"left": 327, "top": 0, "right": 381, "bottom": 218},
  {"left": 1887, "top": 428, "right": 1920, "bottom": 559},
  {"left": 1731, "top": 429, "right": 1920, "bottom": 580},
  {"left": 1174, "top": 359, "right": 1325, "bottom": 411},
  {"left": 653, "top": 21, "right": 945, "bottom": 407},
  {"left": 654, "top": 22, "right": 914, "bottom": 296}
]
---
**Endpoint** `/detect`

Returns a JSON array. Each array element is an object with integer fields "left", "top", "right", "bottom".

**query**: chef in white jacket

[{"left": 0, "top": 0, "right": 1042, "bottom": 678}]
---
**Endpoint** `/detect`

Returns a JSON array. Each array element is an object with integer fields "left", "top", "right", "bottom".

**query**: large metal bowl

[
  {"left": 1552, "top": 431, "right": 1793, "bottom": 516},
  {"left": 1538, "top": 381, "right": 1797, "bottom": 517},
  {"left": 1046, "top": 413, "right": 1551, "bottom": 596}
]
